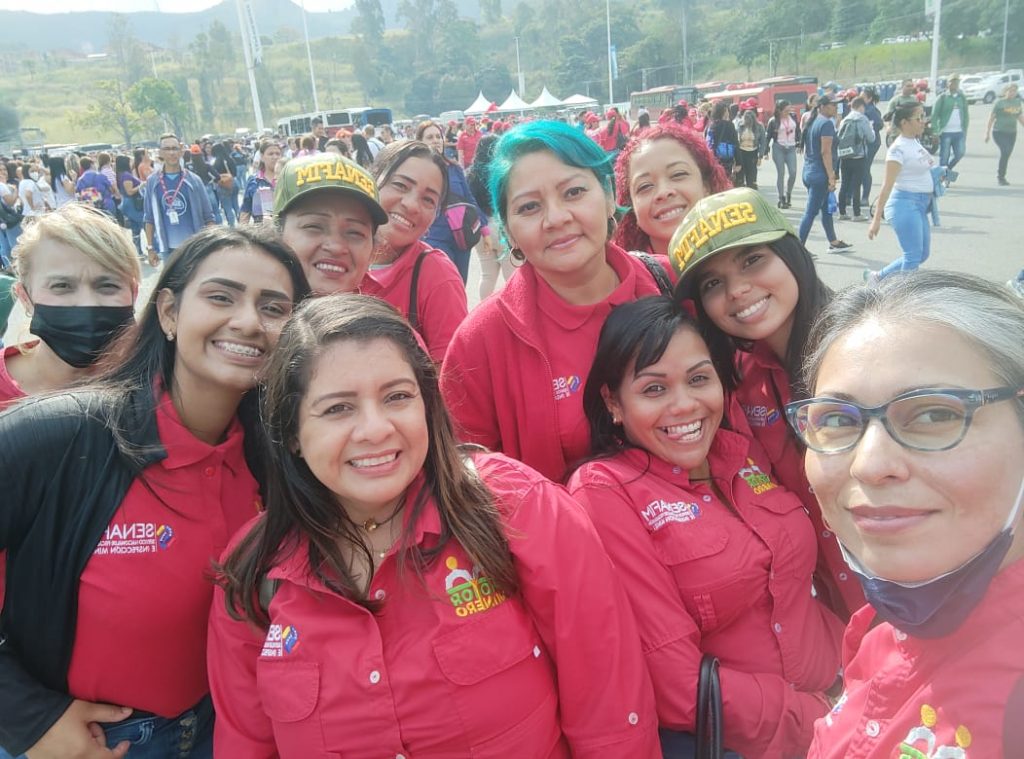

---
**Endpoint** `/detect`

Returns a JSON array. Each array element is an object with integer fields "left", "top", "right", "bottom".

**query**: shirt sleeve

[
  {"left": 420, "top": 258, "right": 468, "bottom": 363},
  {"left": 570, "top": 471, "right": 829, "bottom": 758},
  {"left": 207, "top": 583, "right": 279, "bottom": 759},
  {"left": 494, "top": 465, "right": 660, "bottom": 758},
  {"left": 439, "top": 321, "right": 502, "bottom": 451}
]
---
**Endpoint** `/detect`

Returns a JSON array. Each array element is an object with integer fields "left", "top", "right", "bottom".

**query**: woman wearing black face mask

[
  {"left": 790, "top": 271, "right": 1024, "bottom": 759},
  {"left": 1, "top": 203, "right": 140, "bottom": 408}
]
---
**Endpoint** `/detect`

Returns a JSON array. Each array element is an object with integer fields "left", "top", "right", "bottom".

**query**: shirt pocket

[
  {"left": 257, "top": 659, "right": 328, "bottom": 756},
  {"left": 651, "top": 524, "right": 737, "bottom": 632},
  {"left": 432, "top": 600, "right": 560, "bottom": 753}
]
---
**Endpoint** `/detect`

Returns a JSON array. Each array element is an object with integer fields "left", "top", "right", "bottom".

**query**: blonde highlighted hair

[{"left": 13, "top": 204, "right": 141, "bottom": 291}]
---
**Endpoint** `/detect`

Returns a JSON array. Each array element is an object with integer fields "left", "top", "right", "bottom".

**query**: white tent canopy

[
  {"left": 498, "top": 90, "right": 531, "bottom": 112},
  {"left": 464, "top": 91, "right": 494, "bottom": 115},
  {"left": 561, "top": 93, "right": 599, "bottom": 106},
  {"left": 529, "top": 87, "right": 562, "bottom": 108}
]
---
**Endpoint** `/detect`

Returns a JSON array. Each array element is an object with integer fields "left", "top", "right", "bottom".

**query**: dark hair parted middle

[{"left": 218, "top": 295, "right": 518, "bottom": 625}]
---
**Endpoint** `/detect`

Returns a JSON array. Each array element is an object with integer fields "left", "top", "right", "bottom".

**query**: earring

[
  {"left": 509, "top": 245, "right": 525, "bottom": 264},
  {"left": 166, "top": 331, "right": 175, "bottom": 342},
  {"left": 611, "top": 415, "right": 621, "bottom": 425}
]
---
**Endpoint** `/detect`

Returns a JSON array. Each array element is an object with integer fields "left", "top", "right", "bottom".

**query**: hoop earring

[{"left": 509, "top": 246, "right": 526, "bottom": 264}]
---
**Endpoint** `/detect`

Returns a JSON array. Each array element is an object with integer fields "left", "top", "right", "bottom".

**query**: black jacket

[{"left": 0, "top": 388, "right": 165, "bottom": 755}]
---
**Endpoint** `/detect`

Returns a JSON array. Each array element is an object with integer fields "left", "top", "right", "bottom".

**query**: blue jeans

[
  {"left": 205, "top": 185, "right": 223, "bottom": 225},
  {"left": 939, "top": 131, "right": 966, "bottom": 171},
  {"left": 879, "top": 190, "right": 931, "bottom": 278},
  {"left": 798, "top": 174, "right": 837, "bottom": 244},
  {"left": 0, "top": 224, "right": 21, "bottom": 268},
  {"left": 216, "top": 186, "right": 237, "bottom": 227},
  {"left": 0, "top": 696, "right": 213, "bottom": 759},
  {"left": 861, "top": 137, "right": 882, "bottom": 203}
]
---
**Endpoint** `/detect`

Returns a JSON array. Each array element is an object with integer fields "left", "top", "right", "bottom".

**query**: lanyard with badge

[{"left": 159, "top": 170, "right": 186, "bottom": 225}]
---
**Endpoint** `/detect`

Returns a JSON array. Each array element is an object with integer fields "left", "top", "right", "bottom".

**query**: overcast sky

[{"left": 0, "top": 0, "right": 353, "bottom": 12}]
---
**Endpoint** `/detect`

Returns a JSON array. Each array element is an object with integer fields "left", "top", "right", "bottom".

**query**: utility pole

[
  {"left": 680, "top": 0, "right": 688, "bottom": 84},
  {"left": 514, "top": 36, "right": 525, "bottom": 96},
  {"left": 235, "top": 0, "right": 264, "bottom": 131},
  {"left": 606, "top": 0, "right": 614, "bottom": 104},
  {"left": 1002, "top": 0, "right": 1010, "bottom": 70},
  {"left": 927, "top": 0, "right": 941, "bottom": 98},
  {"left": 300, "top": 0, "right": 320, "bottom": 113}
]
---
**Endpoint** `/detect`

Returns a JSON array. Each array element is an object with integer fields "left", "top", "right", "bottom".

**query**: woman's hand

[
  {"left": 25, "top": 699, "right": 132, "bottom": 759},
  {"left": 868, "top": 218, "right": 881, "bottom": 240}
]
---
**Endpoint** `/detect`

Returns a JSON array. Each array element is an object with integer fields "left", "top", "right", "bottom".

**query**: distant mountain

[{"left": 0, "top": 0, "right": 481, "bottom": 54}]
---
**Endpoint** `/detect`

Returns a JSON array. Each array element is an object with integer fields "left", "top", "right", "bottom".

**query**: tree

[
  {"left": 107, "top": 14, "right": 147, "bottom": 86},
  {"left": 831, "top": 0, "right": 874, "bottom": 41},
  {"left": 735, "top": 18, "right": 768, "bottom": 77},
  {"left": 128, "top": 77, "right": 189, "bottom": 138},
  {"left": 475, "top": 64, "right": 513, "bottom": 102},
  {"left": 77, "top": 79, "right": 145, "bottom": 147},
  {"left": 481, "top": 0, "right": 502, "bottom": 24},
  {"left": 352, "top": 0, "right": 386, "bottom": 42}
]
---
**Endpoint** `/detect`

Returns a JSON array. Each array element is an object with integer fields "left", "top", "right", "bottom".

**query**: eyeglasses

[
  {"left": 160, "top": 146, "right": 181, "bottom": 152},
  {"left": 785, "top": 387, "right": 1023, "bottom": 454}
]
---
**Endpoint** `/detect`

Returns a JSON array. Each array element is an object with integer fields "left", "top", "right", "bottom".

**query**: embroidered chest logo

[
  {"left": 94, "top": 522, "right": 175, "bottom": 556},
  {"left": 262, "top": 624, "right": 300, "bottom": 657},
  {"left": 896, "top": 704, "right": 972, "bottom": 759},
  {"left": 444, "top": 556, "right": 507, "bottom": 617},
  {"left": 552, "top": 375, "right": 582, "bottom": 401},
  {"left": 640, "top": 499, "right": 702, "bottom": 531},
  {"left": 738, "top": 458, "right": 777, "bottom": 495},
  {"left": 742, "top": 403, "right": 781, "bottom": 428}
]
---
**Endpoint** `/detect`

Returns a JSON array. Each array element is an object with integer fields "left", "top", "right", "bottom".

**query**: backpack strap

[
  {"left": 258, "top": 575, "right": 280, "bottom": 615},
  {"left": 407, "top": 248, "right": 431, "bottom": 333},
  {"left": 631, "top": 251, "right": 673, "bottom": 297}
]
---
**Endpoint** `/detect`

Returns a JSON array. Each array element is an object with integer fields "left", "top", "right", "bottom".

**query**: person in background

[
  {"left": 734, "top": 106, "right": 766, "bottom": 189},
  {"left": 311, "top": 116, "right": 328, "bottom": 152},
  {"left": 0, "top": 271, "right": 13, "bottom": 345},
  {"left": 798, "top": 96, "right": 853, "bottom": 253},
  {"left": 115, "top": 154, "right": 146, "bottom": 259},
  {"left": 440, "top": 120, "right": 673, "bottom": 482},
  {"left": 795, "top": 271, "right": 1024, "bottom": 759},
  {"left": 364, "top": 124, "right": 385, "bottom": 158},
  {"left": 598, "top": 107, "right": 631, "bottom": 157},
  {"left": 985, "top": 82, "right": 1024, "bottom": 186},
  {"left": 0, "top": 163, "right": 22, "bottom": 267},
  {"left": 670, "top": 187, "right": 865, "bottom": 621},
  {"left": 418, "top": 120, "right": 484, "bottom": 283},
  {"left": 97, "top": 153, "right": 120, "bottom": 208},
  {"left": 239, "top": 139, "right": 281, "bottom": 225},
  {"left": 133, "top": 147, "right": 153, "bottom": 182},
  {"left": 866, "top": 101, "right": 936, "bottom": 283},
  {"left": 350, "top": 132, "right": 375, "bottom": 169},
  {"left": 20, "top": 159, "right": 49, "bottom": 220},
  {"left": 208, "top": 295, "right": 660, "bottom": 759},
  {"left": 0, "top": 226, "right": 310, "bottom": 759},
  {"left": 836, "top": 97, "right": 877, "bottom": 222},
  {"left": 361, "top": 140, "right": 468, "bottom": 362},
  {"left": 859, "top": 87, "right": 885, "bottom": 206},
  {"left": 705, "top": 100, "right": 739, "bottom": 176},
  {"left": 613, "top": 122, "right": 731, "bottom": 257},
  {"left": 932, "top": 72, "right": 969, "bottom": 181},
  {"left": 467, "top": 133, "right": 515, "bottom": 299},
  {"left": 444, "top": 120, "right": 460, "bottom": 162},
  {"left": 379, "top": 124, "right": 396, "bottom": 145},
  {"left": 144, "top": 133, "right": 215, "bottom": 266},
  {"left": 275, "top": 152, "right": 387, "bottom": 297},
  {"left": 211, "top": 143, "right": 238, "bottom": 227},
  {"left": 568, "top": 296, "right": 844, "bottom": 759},
  {"left": 47, "top": 156, "right": 76, "bottom": 209},
  {"left": 456, "top": 116, "right": 482, "bottom": 168},
  {"left": 192, "top": 145, "right": 223, "bottom": 226},
  {"left": 765, "top": 99, "right": 801, "bottom": 209},
  {"left": 324, "top": 138, "right": 350, "bottom": 157}
]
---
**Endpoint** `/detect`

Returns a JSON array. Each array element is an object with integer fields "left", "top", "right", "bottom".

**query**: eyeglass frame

[{"left": 784, "top": 386, "right": 1024, "bottom": 454}]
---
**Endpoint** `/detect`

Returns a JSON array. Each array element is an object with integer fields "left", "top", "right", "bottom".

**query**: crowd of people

[{"left": 0, "top": 78, "right": 1021, "bottom": 759}]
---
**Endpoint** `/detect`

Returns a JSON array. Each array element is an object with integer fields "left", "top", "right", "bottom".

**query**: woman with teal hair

[{"left": 440, "top": 120, "right": 673, "bottom": 481}]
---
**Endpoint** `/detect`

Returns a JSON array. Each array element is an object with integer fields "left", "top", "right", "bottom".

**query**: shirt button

[
  {"left": 672, "top": 466, "right": 681, "bottom": 474},
  {"left": 702, "top": 495, "right": 712, "bottom": 502},
  {"left": 204, "top": 466, "right": 215, "bottom": 477},
  {"left": 821, "top": 529, "right": 832, "bottom": 538},
  {"left": 865, "top": 720, "right": 880, "bottom": 737},
  {"left": 369, "top": 670, "right": 381, "bottom": 684},
  {"left": 808, "top": 485, "right": 815, "bottom": 494},
  {"left": 396, "top": 755, "right": 407, "bottom": 759},
  {"left": 533, "top": 645, "right": 541, "bottom": 658},
  {"left": 628, "top": 712, "right": 639, "bottom": 725},
  {"left": 773, "top": 622, "right": 783, "bottom": 634},
  {"left": 839, "top": 572, "right": 848, "bottom": 581},
  {"left": 894, "top": 630, "right": 908, "bottom": 642},
  {"left": 374, "top": 589, "right": 386, "bottom": 600}
]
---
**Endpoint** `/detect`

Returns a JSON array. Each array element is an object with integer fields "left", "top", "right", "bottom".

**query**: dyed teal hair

[{"left": 488, "top": 120, "right": 614, "bottom": 238}]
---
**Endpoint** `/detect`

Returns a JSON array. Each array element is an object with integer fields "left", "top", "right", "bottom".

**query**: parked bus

[
  {"left": 344, "top": 107, "right": 393, "bottom": 128},
  {"left": 628, "top": 85, "right": 700, "bottom": 120},
  {"left": 702, "top": 77, "right": 818, "bottom": 123},
  {"left": 275, "top": 107, "right": 394, "bottom": 139}
]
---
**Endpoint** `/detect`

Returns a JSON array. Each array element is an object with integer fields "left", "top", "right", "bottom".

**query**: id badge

[
  {"left": 257, "top": 187, "right": 274, "bottom": 216},
  {"left": 168, "top": 210, "right": 180, "bottom": 225}
]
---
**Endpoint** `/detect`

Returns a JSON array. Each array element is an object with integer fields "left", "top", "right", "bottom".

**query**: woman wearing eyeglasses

[
  {"left": 787, "top": 271, "right": 1024, "bottom": 759},
  {"left": 865, "top": 102, "right": 936, "bottom": 284}
]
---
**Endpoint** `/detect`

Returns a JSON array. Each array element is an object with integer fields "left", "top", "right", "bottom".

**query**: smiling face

[
  {"left": 603, "top": 326, "right": 723, "bottom": 474},
  {"left": 804, "top": 319, "right": 1024, "bottom": 584},
  {"left": 503, "top": 150, "right": 614, "bottom": 284},
  {"left": 281, "top": 192, "right": 375, "bottom": 295},
  {"left": 158, "top": 245, "right": 295, "bottom": 397},
  {"left": 628, "top": 138, "right": 709, "bottom": 255},
  {"left": 297, "top": 338, "right": 430, "bottom": 522},
  {"left": 377, "top": 155, "right": 444, "bottom": 251},
  {"left": 695, "top": 244, "right": 799, "bottom": 356}
]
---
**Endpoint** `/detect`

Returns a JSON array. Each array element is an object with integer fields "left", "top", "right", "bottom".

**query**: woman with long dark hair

[
  {"left": 208, "top": 295, "right": 659, "bottom": 758},
  {"left": 350, "top": 132, "right": 375, "bottom": 169},
  {"left": 705, "top": 100, "right": 739, "bottom": 176},
  {"left": 115, "top": 154, "right": 146, "bottom": 258},
  {"left": 765, "top": 99, "right": 801, "bottom": 208},
  {"left": 466, "top": 133, "right": 513, "bottom": 299},
  {"left": 211, "top": 143, "right": 238, "bottom": 227},
  {"left": 47, "top": 155, "right": 77, "bottom": 209},
  {"left": 0, "top": 226, "right": 309, "bottom": 759},
  {"left": 670, "top": 187, "right": 864, "bottom": 621}
]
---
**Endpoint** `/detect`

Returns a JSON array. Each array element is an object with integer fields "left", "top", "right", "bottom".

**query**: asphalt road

[{"left": 4, "top": 103, "right": 1020, "bottom": 345}]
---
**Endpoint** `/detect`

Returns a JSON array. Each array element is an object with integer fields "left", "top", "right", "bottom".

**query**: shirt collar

[
  {"left": 155, "top": 390, "right": 245, "bottom": 474},
  {"left": 535, "top": 243, "right": 639, "bottom": 330},
  {"left": 619, "top": 426, "right": 753, "bottom": 486}
]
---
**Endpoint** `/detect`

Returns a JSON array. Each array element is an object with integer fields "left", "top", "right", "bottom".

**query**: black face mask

[{"left": 30, "top": 304, "right": 136, "bottom": 368}]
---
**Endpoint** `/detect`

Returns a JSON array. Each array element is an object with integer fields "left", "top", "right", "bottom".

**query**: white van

[{"left": 963, "top": 70, "right": 1024, "bottom": 104}]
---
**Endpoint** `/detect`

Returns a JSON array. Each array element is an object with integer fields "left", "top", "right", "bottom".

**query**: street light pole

[
  {"left": 300, "top": 0, "right": 320, "bottom": 113},
  {"left": 1002, "top": 0, "right": 1010, "bottom": 71},
  {"left": 514, "top": 36, "right": 525, "bottom": 95},
  {"left": 927, "top": 0, "right": 941, "bottom": 98},
  {"left": 235, "top": 0, "right": 264, "bottom": 131},
  {"left": 606, "top": 0, "right": 614, "bottom": 104}
]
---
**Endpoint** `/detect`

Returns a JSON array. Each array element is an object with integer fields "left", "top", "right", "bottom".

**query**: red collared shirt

[
  {"left": 567, "top": 431, "right": 844, "bottom": 759},
  {"left": 736, "top": 343, "right": 865, "bottom": 619},
  {"left": 808, "top": 558, "right": 1024, "bottom": 759},
  {"left": 66, "top": 393, "right": 261, "bottom": 716},
  {"left": 361, "top": 240, "right": 468, "bottom": 363},
  {"left": 208, "top": 452, "right": 660, "bottom": 759},
  {"left": 0, "top": 342, "right": 31, "bottom": 408}
]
